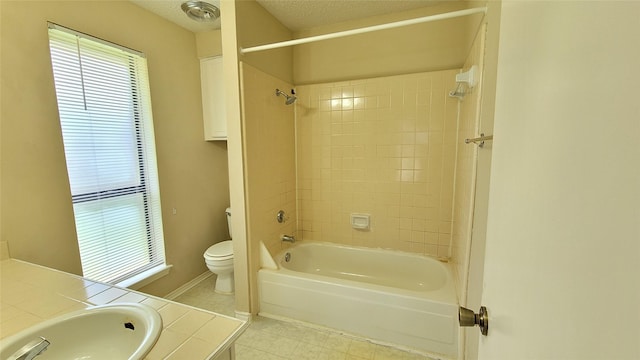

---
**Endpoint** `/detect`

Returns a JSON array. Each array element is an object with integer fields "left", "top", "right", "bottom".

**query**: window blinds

[{"left": 48, "top": 23, "right": 166, "bottom": 284}]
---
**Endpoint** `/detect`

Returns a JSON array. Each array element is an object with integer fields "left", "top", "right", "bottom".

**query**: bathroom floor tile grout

[{"left": 171, "top": 276, "right": 437, "bottom": 360}]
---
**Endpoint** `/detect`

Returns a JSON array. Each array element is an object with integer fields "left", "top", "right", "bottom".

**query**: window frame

[{"left": 47, "top": 23, "right": 167, "bottom": 286}]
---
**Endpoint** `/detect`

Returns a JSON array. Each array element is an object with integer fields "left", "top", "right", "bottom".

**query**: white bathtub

[{"left": 258, "top": 242, "right": 459, "bottom": 357}]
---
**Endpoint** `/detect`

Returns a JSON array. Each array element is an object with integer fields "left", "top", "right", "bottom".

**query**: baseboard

[
  {"left": 234, "top": 310, "right": 252, "bottom": 322},
  {"left": 164, "top": 271, "right": 213, "bottom": 300}
]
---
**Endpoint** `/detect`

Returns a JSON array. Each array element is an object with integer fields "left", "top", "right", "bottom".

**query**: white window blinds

[{"left": 48, "top": 23, "right": 166, "bottom": 284}]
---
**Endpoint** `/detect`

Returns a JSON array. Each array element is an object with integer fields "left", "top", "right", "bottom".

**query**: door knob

[{"left": 459, "top": 306, "right": 488, "bottom": 336}]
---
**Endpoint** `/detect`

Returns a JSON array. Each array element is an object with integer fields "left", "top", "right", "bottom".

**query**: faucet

[
  {"left": 281, "top": 234, "right": 296, "bottom": 243},
  {"left": 8, "top": 337, "right": 50, "bottom": 360}
]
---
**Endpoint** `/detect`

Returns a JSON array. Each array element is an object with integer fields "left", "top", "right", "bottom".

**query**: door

[{"left": 473, "top": 2, "right": 640, "bottom": 359}]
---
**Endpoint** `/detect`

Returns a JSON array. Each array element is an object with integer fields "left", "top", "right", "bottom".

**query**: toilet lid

[{"left": 205, "top": 240, "right": 233, "bottom": 258}]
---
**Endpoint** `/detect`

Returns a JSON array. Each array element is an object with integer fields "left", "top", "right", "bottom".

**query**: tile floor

[{"left": 172, "top": 275, "right": 437, "bottom": 360}]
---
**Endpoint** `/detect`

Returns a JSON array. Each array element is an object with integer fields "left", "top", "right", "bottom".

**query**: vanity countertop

[{"left": 0, "top": 259, "right": 247, "bottom": 359}]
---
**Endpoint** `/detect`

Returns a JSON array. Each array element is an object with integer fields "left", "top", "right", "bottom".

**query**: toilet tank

[{"left": 225, "top": 207, "right": 232, "bottom": 238}]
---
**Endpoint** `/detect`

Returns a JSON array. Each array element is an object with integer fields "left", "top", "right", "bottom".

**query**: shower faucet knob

[{"left": 276, "top": 210, "right": 288, "bottom": 223}]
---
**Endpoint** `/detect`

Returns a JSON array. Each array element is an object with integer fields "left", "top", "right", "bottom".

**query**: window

[{"left": 48, "top": 23, "right": 166, "bottom": 285}]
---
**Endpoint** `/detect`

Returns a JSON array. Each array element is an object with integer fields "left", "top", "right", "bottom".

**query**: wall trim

[{"left": 164, "top": 271, "right": 213, "bottom": 300}]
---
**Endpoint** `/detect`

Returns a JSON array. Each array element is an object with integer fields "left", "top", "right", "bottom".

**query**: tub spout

[{"left": 281, "top": 234, "right": 296, "bottom": 243}]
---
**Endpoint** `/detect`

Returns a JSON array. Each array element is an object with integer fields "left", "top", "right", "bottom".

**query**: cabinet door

[{"left": 200, "top": 56, "right": 226, "bottom": 140}]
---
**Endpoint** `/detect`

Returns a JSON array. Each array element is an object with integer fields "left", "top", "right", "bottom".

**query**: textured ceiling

[
  {"left": 130, "top": 0, "right": 445, "bottom": 33},
  {"left": 130, "top": 0, "right": 222, "bottom": 33}
]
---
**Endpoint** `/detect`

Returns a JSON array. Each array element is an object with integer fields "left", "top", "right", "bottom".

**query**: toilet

[{"left": 203, "top": 208, "right": 234, "bottom": 294}]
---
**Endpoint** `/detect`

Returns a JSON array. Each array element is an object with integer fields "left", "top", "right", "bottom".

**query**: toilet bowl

[
  {"left": 204, "top": 240, "right": 234, "bottom": 294},
  {"left": 203, "top": 208, "right": 234, "bottom": 294}
]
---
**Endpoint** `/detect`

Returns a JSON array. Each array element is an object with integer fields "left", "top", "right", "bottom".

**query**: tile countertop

[{"left": 0, "top": 259, "right": 247, "bottom": 360}]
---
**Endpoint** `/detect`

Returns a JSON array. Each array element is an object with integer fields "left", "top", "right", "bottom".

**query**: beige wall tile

[
  {"left": 158, "top": 303, "right": 190, "bottom": 328},
  {"left": 296, "top": 70, "right": 458, "bottom": 256},
  {"left": 194, "top": 316, "right": 243, "bottom": 344},
  {"left": 87, "top": 287, "right": 128, "bottom": 305},
  {"left": 165, "top": 337, "right": 220, "bottom": 360},
  {"left": 144, "top": 329, "right": 190, "bottom": 360},
  {"left": 112, "top": 291, "right": 147, "bottom": 304},
  {"left": 17, "top": 294, "right": 83, "bottom": 318},
  {"left": 0, "top": 311, "right": 43, "bottom": 339},
  {"left": 0, "top": 304, "right": 21, "bottom": 324},
  {"left": 61, "top": 282, "right": 109, "bottom": 301},
  {"left": 167, "top": 310, "right": 214, "bottom": 336},
  {"left": 141, "top": 297, "right": 168, "bottom": 310}
]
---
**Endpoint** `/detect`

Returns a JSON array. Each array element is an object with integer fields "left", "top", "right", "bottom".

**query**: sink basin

[{"left": 0, "top": 303, "right": 162, "bottom": 360}]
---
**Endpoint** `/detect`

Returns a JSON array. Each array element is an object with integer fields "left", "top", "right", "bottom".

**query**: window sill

[{"left": 116, "top": 264, "right": 173, "bottom": 290}]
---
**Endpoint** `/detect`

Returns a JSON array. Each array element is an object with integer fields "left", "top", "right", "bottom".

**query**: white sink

[{"left": 0, "top": 303, "right": 162, "bottom": 360}]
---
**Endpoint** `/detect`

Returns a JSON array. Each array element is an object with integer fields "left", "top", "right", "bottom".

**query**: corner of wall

[
  {"left": 235, "top": 0, "right": 293, "bottom": 84},
  {"left": 0, "top": 241, "right": 10, "bottom": 261},
  {"left": 196, "top": 30, "right": 223, "bottom": 58},
  {"left": 220, "top": 0, "right": 253, "bottom": 315}
]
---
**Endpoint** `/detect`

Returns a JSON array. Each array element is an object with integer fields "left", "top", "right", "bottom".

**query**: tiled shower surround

[{"left": 296, "top": 70, "right": 459, "bottom": 257}]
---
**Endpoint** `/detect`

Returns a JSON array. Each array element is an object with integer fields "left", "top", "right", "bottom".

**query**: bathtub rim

[
  {"left": 264, "top": 240, "right": 459, "bottom": 304},
  {"left": 272, "top": 240, "right": 453, "bottom": 265}
]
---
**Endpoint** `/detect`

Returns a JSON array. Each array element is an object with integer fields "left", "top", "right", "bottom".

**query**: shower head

[
  {"left": 181, "top": 1, "right": 220, "bottom": 22},
  {"left": 275, "top": 89, "right": 297, "bottom": 105},
  {"left": 285, "top": 96, "right": 297, "bottom": 105}
]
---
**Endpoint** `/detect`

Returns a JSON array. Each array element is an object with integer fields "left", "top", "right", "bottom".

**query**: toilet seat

[{"left": 204, "top": 240, "right": 233, "bottom": 260}]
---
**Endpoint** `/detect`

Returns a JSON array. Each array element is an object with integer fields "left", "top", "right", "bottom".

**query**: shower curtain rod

[{"left": 240, "top": 7, "right": 487, "bottom": 54}]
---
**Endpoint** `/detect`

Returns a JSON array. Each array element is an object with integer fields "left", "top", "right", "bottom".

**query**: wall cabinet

[{"left": 200, "top": 56, "right": 226, "bottom": 141}]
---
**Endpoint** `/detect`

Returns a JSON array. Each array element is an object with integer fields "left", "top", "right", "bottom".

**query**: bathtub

[{"left": 258, "top": 242, "right": 459, "bottom": 358}]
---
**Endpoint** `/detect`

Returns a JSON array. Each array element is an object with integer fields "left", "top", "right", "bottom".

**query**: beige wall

[
  {"left": 241, "top": 63, "right": 297, "bottom": 256},
  {"left": 0, "top": 241, "right": 9, "bottom": 261},
  {"left": 0, "top": 1, "right": 230, "bottom": 296},
  {"left": 296, "top": 70, "right": 459, "bottom": 257},
  {"left": 240, "top": 62, "right": 297, "bottom": 311},
  {"left": 196, "top": 30, "right": 223, "bottom": 58},
  {"left": 1, "top": 0, "right": 81, "bottom": 274},
  {"left": 236, "top": 0, "right": 293, "bottom": 84},
  {"left": 292, "top": 2, "right": 483, "bottom": 85}
]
